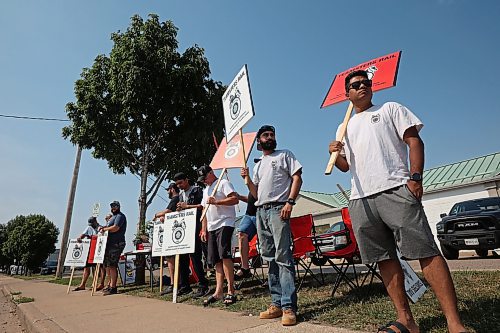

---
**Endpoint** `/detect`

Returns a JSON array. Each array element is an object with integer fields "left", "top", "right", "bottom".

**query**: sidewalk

[{"left": 0, "top": 276, "right": 364, "bottom": 333}]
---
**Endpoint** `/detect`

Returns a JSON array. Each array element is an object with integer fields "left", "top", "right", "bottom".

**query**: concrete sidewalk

[{"left": 0, "top": 276, "right": 364, "bottom": 333}]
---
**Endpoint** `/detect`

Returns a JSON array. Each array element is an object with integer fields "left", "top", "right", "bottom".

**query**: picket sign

[
  {"left": 161, "top": 209, "right": 197, "bottom": 303},
  {"left": 63, "top": 239, "right": 91, "bottom": 294},
  {"left": 91, "top": 232, "right": 108, "bottom": 296},
  {"left": 322, "top": 51, "right": 402, "bottom": 175}
]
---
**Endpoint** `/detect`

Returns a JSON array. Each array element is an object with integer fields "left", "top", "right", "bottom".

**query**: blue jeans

[{"left": 256, "top": 205, "right": 297, "bottom": 311}]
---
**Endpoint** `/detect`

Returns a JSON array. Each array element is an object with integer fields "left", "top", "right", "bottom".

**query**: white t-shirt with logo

[
  {"left": 201, "top": 178, "right": 237, "bottom": 231},
  {"left": 252, "top": 149, "right": 303, "bottom": 206},
  {"left": 337, "top": 102, "right": 423, "bottom": 200}
]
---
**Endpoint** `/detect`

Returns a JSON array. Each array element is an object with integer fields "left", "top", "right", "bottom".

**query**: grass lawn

[{"left": 44, "top": 269, "right": 500, "bottom": 332}]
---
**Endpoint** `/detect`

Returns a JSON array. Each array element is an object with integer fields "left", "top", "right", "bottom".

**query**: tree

[
  {"left": 0, "top": 224, "right": 10, "bottom": 269},
  {"left": 2, "top": 215, "right": 59, "bottom": 273},
  {"left": 63, "top": 14, "right": 225, "bottom": 238}
]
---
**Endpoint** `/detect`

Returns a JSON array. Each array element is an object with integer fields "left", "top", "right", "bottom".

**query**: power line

[{"left": 0, "top": 114, "right": 69, "bottom": 122}]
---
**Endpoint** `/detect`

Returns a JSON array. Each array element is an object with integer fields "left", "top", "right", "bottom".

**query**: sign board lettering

[{"left": 161, "top": 208, "right": 197, "bottom": 256}]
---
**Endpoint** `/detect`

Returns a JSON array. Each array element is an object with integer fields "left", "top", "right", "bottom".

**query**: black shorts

[
  {"left": 103, "top": 242, "right": 126, "bottom": 268},
  {"left": 85, "top": 262, "right": 97, "bottom": 268},
  {"left": 207, "top": 226, "right": 234, "bottom": 266}
]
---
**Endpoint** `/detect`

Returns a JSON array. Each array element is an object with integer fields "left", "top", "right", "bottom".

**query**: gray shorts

[{"left": 348, "top": 185, "right": 440, "bottom": 264}]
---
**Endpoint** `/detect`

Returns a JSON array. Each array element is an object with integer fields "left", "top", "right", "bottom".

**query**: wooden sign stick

[
  {"left": 67, "top": 267, "right": 75, "bottom": 294},
  {"left": 90, "top": 265, "right": 98, "bottom": 295},
  {"left": 239, "top": 129, "right": 248, "bottom": 185},
  {"left": 200, "top": 168, "right": 227, "bottom": 222},
  {"left": 172, "top": 254, "right": 180, "bottom": 303},
  {"left": 159, "top": 256, "right": 164, "bottom": 292},
  {"left": 91, "top": 264, "right": 101, "bottom": 296},
  {"left": 325, "top": 102, "right": 354, "bottom": 175}
]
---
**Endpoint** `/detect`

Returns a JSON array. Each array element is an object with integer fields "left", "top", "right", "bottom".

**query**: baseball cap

[
  {"left": 196, "top": 165, "right": 212, "bottom": 182},
  {"left": 166, "top": 182, "right": 178, "bottom": 191},
  {"left": 110, "top": 201, "right": 120, "bottom": 208},
  {"left": 256, "top": 125, "right": 275, "bottom": 138},
  {"left": 88, "top": 217, "right": 97, "bottom": 224}
]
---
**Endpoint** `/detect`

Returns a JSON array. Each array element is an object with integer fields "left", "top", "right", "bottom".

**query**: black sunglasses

[{"left": 349, "top": 79, "right": 372, "bottom": 90}]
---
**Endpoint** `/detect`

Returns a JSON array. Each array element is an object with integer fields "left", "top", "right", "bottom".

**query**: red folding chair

[
  {"left": 314, "top": 207, "right": 381, "bottom": 296},
  {"left": 233, "top": 235, "right": 266, "bottom": 289},
  {"left": 290, "top": 214, "right": 325, "bottom": 290}
]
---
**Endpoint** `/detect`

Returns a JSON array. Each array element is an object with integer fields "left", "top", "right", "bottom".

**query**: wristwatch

[
  {"left": 409, "top": 172, "right": 423, "bottom": 182},
  {"left": 287, "top": 198, "right": 296, "bottom": 206}
]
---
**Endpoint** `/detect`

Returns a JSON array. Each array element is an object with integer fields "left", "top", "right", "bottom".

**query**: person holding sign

[
  {"left": 174, "top": 172, "right": 210, "bottom": 298},
  {"left": 240, "top": 125, "right": 303, "bottom": 326},
  {"left": 99, "top": 201, "right": 127, "bottom": 296},
  {"left": 73, "top": 217, "right": 106, "bottom": 291},
  {"left": 328, "top": 70, "right": 466, "bottom": 333},
  {"left": 154, "top": 183, "right": 181, "bottom": 295},
  {"left": 197, "top": 165, "right": 239, "bottom": 306}
]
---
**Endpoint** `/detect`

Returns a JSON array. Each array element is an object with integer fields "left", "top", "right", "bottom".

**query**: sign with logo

[
  {"left": 398, "top": 250, "right": 427, "bottom": 303},
  {"left": 161, "top": 208, "right": 197, "bottom": 256},
  {"left": 321, "top": 51, "right": 402, "bottom": 108},
  {"left": 92, "top": 202, "right": 101, "bottom": 217},
  {"left": 222, "top": 65, "right": 255, "bottom": 142},
  {"left": 151, "top": 220, "right": 165, "bottom": 257},
  {"left": 118, "top": 257, "right": 136, "bottom": 285},
  {"left": 64, "top": 239, "right": 91, "bottom": 267},
  {"left": 209, "top": 132, "right": 257, "bottom": 170},
  {"left": 92, "top": 234, "right": 108, "bottom": 264}
]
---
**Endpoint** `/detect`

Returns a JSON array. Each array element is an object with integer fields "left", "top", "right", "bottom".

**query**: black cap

[
  {"left": 110, "top": 201, "right": 120, "bottom": 208},
  {"left": 256, "top": 125, "right": 275, "bottom": 139},
  {"left": 88, "top": 217, "right": 97, "bottom": 224},
  {"left": 166, "top": 182, "right": 178, "bottom": 192},
  {"left": 196, "top": 165, "right": 212, "bottom": 182}
]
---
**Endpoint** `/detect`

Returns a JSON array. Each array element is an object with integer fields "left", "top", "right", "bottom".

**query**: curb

[{"left": 1, "top": 284, "right": 66, "bottom": 333}]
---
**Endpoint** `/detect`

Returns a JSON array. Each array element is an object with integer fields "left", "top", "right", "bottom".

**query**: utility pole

[{"left": 56, "top": 145, "right": 82, "bottom": 278}]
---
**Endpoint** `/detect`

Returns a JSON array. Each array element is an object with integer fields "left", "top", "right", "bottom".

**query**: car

[
  {"left": 436, "top": 197, "right": 500, "bottom": 260},
  {"left": 40, "top": 260, "right": 59, "bottom": 275}
]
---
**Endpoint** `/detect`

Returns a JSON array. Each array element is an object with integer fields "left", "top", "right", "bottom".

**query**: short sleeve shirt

[
  {"left": 338, "top": 102, "right": 423, "bottom": 199},
  {"left": 252, "top": 149, "right": 302, "bottom": 206},
  {"left": 201, "top": 179, "right": 237, "bottom": 231},
  {"left": 81, "top": 225, "right": 98, "bottom": 238},
  {"left": 166, "top": 196, "right": 180, "bottom": 212},
  {"left": 106, "top": 211, "right": 127, "bottom": 245}
]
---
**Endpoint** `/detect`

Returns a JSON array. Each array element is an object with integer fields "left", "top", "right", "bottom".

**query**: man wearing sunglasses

[{"left": 328, "top": 70, "right": 466, "bottom": 333}]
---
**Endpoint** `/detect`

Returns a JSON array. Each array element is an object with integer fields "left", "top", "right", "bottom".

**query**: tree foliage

[
  {"left": 62, "top": 14, "right": 225, "bottom": 234},
  {"left": 1, "top": 215, "right": 59, "bottom": 271}
]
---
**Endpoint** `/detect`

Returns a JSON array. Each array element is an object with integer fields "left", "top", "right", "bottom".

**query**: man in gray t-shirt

[{"left": 241, "top": 125, "right": 302, "bottom": 326}]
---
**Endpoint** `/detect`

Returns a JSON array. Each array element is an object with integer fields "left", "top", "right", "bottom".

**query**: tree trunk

[{"left": 134, "top": 161, "right": 149, "bottom": 285}]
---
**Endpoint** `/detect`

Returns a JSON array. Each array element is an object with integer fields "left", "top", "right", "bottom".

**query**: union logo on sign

[{"left": 224, "top": 142, "right": 240, "bottom": 159}]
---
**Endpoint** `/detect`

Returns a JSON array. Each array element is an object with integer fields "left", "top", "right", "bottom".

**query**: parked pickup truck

[{"left": 436, "top": 197, "right": 500, "bottom": 259}]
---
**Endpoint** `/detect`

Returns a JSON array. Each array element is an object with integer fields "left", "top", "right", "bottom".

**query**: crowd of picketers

[{"left": 72, "top": 70, "right": 469, "bottom": 332}]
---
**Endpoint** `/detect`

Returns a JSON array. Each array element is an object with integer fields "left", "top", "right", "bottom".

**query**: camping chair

[
  {"left": 233, "top": 235, "right": 266, "bottom": 290},
  {"left": 290, "top": 214, "right": 325, "bottom": 290},
  {"left": 314, "top": 207, "right": 382, "bottom": 296}
]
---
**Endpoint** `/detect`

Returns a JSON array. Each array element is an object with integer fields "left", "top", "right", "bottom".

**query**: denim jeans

[{"left": 256, "top": 205, "right": 297, "bottom": 311}]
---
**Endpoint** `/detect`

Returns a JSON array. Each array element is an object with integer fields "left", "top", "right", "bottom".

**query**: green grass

[
  {"left": 119, "top": 270, "right": 499, "bottom": 333},
  {"left": 14, "top": 296, "right": 34, "bottom": 304}
]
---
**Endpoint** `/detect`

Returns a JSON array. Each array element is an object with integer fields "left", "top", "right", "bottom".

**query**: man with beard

[
  {"left": 153, "top": 183, "right": 180, "bottom": 295},
  {"left": 328, "top": 70, "right": 466, "bottom": 333},
  {"left": 100, "top": 201, "right": 127, "bottom": 296},
  {"left": 241, "top": 125, "right": 303, "bottom": 326},
  {"left": 173, "top": 172, "right": 210, "bottom": 298}
]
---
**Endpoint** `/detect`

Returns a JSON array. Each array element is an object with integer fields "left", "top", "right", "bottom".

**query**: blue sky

[{"left": 1, "top": 1, "right": 499, "bottom": 250}]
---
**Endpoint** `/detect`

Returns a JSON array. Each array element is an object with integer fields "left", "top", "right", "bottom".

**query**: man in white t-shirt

[
  {"left": 197, "top": 165, "right": 239, "bottom": 306},
  {"left": 329, "top": 70, "right": 466, "bottom": 333},
  {"left": 241, "top": 125, "right": 303, "bottom": 326}
]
